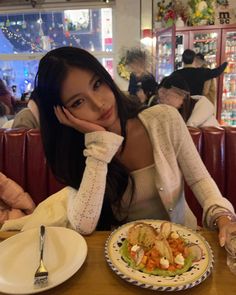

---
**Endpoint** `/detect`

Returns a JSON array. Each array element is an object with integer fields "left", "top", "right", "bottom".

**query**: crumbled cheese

[
  {"left": 170, "top": 231, "right": 179, "bottom": 239},
  {"left": 160, "top": 257, "right": 169, "bottom": 269},
  {"left": 131, "top": 244, "right": 140, "bottom": 252},
  {"left": 174, "top": 253, "right": 185, "bottom": 265},
  {"left": 131, "top": 245, "right": 144, "bottom": 266}
]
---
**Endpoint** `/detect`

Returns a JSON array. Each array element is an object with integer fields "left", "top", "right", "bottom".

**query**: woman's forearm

[
  {"left": 67, "top": 131, "right": 124, "bottom": 234},
  {"left": 67, "top": 157, "right": 108, "bottom": 235}
]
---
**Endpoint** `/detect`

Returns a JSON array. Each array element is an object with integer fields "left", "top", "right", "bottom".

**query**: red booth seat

[
  {"left": 0, "top": 128, "right": 64, "bottom": 205},
  {"left": 0, "top": 127, "right": 236, "bottom": 224}
]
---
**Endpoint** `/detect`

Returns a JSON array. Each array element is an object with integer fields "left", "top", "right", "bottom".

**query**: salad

[{"left": 120, "top": 221, "right": 203, "bottom": 276}]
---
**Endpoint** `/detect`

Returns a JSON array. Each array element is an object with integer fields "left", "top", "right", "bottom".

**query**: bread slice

[{"left": 127, "top": 222, "right": 157, "bottom": 249}]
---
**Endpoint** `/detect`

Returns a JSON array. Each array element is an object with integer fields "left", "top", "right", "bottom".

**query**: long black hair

[
  {"left": 34, "top": 46, "right": 144, "bottom": 229},
  {"left": 0, "top": 101, "right": 7, "bottom": 116}
]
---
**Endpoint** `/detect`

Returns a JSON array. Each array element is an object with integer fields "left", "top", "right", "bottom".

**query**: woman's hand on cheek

[{"left": 54, "top": 106, "right": 105, "bottom": 133}]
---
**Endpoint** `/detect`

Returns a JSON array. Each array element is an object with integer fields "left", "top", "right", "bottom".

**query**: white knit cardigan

[{"left": 67, "top": 104, "right": 235, "bottom": 235}]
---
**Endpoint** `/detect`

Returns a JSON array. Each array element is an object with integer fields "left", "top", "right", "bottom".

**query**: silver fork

[{"left": 34, "top": 225, "right": 48, "bottom": 287}]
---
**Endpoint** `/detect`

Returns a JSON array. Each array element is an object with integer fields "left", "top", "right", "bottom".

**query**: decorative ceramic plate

[
  {"left": 0, "top": 226, "right": 87, "bottom": 294},
  {"left": 105, "top": 220, "right": 214, "bottom": 291}
]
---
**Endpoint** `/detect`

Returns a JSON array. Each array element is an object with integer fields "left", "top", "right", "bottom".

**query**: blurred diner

[
  {"left": 0, "top": 78, "right": 16, "bottom": 116},
  {"left": 158, "top": 74, "right": 219, "bottom": 127},
  {"left": 12, "top": 89, "right": 40, "bottom": 129}
]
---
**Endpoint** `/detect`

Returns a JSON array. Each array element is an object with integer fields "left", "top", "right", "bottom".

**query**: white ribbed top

[{"left": 113, "top": 164, "right": 169, "bottom": 222}]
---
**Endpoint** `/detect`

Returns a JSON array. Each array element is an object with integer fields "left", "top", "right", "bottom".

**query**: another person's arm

[
  {"left": 204, "top": 61, "right": 228, "bottom": 80},
  {"left": 203, "top": 78, "right": 217, "bottom": 105},
  {"left": 0, "top": 172, "right": 36, "bottom": 224}
]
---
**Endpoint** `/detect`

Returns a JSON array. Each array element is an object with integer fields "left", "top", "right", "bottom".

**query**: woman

[
  {"left": 0, "top": 78, "right": 16, "bottom": 115},
  {"left": 35, "top": 47, "right": 235, "bottom": 248},
  {"left": 158, "top": 74, "right": 219, "bottom": 127}
]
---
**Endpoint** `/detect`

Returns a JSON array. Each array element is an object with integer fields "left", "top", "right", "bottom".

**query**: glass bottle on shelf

[
  {"left": 231, "top": 101, "right": 236, "bottom": 125},
  {"left": 221, "top": 100, "right": 228, "bottom": 125}
]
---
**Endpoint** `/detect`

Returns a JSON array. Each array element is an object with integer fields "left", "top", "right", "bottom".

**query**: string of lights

[{"left": 1, "top": 26, "right": 41, "bottom": 52}]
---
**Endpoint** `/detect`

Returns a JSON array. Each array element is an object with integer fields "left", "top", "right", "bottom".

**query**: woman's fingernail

[{"left": 220, "top": 237, "right": 225, "bottom": 247}]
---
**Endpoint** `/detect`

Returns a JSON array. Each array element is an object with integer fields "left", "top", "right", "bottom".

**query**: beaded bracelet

[{"left": 213, "top": 214, "right": 236, "bottom": 228}]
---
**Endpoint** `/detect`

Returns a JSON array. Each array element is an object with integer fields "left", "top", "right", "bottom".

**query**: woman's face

[
  {"left": 61, "top": 67, "right": 119, "bottom": 131},
  {"left": 158, "top": 87, "right": 186, "bottom": 109}
]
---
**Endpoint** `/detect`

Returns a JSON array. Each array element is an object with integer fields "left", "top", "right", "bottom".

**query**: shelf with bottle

[
  {"left": 193, "top": 38, "right": 217, "bottom": 43},
  {"left": 224, "top": 63, "right": 236, "bottom": 74},
  {"left": 221, "top": 99, "right": 236, "bottom": 126},
  {"left": 224, "top": 74, "right": 236, "bottom": 78},
  {"left": 225, "top": 39, "right": 236, "bottom": 53},
  {"left": 223, "top": 84, "right": 236, "bottom": 99},
  {"left": 158, "top": 56, "right": 172, "bottom": 62},
  {"left": 204, "top": 52, "right": 217, "bottom": 57},
  {"left": 159, "top": 52, "right": 172, "bottom": 58},
  {"left": 226, "top": 52, "right": 236, "bottom": 56},
  {"left": 194, "top": 43, "right": 217, "bottom": 55}
]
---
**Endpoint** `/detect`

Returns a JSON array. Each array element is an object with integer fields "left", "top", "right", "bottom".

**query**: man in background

[{"left": 172, "top": 49, "right": 227, "bottom": 97}]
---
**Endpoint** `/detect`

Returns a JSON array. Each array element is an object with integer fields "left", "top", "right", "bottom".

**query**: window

[{"left": 0, "top": 6, "right": 113, "bottom": 98}]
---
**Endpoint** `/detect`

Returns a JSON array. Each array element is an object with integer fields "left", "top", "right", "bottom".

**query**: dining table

[{"left": 0, "top": 228, "right": 236, "bottom": 295}]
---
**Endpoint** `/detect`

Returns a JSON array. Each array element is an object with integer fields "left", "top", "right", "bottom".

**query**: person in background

[
  {"left": 0, "top": 101, "right": 8, "bottom": 127},
  {"left": 139, "top": 75, "right": 159, "bottom": 107},
  {"left": 12, "top": 89, "right": 40, "bottom": 129},
  {"left": 158, "top": 74, "right": 219, "bottom": 127},
  {"left": 172, "top": 49, "right": 227, "bottom": 96},
  {"left": 0, "top": 78, "right": 16, "bottom": 115},
  {"left": 34, "top": 46, "right": 235, "bottom": 249},
  {"left": 125, "top": 48, "right": 156, "bottom": 98},
  {"left": 194, "top": 53, "right": 217, "bottom": 107}
]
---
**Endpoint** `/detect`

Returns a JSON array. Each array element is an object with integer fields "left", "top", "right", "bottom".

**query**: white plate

[
  {"left": 105, "top": 220, "right": 214, "bottom": 292},
  {"left": 0, "top": 226, "right": 87, "bottom": 294}
]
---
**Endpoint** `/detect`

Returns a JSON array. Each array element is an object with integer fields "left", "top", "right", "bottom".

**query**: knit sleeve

[{"left": 67, "top": 131, "right": 124, "bottom": 235}]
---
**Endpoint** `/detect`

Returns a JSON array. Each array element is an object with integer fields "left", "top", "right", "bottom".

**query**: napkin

[{"left": 0, "top": 187, "right": 72, "bottom": 231}]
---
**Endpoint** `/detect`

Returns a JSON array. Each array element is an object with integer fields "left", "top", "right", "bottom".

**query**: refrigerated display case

[
  {"left": 175, "top": 27, "right": 221, "bottom": 70},
  {"left": 155, "top": 25, "right": 175, "bottom": 83},
  {"left": 174, "top": 24, "right": 236, "bottom": 125},
  {"left": 219, "top": 28, "right": 236, "bottom": 126},
  {"left": 190, "top": 30, "right": 221, "bottom": 69},
  {"left": 175, "top": 30, "right": 189, "bottom": 69}
]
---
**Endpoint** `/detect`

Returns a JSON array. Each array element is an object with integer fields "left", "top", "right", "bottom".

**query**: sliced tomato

[{"left": 146, "top": 258, "right": 156, "bottom": 271}]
